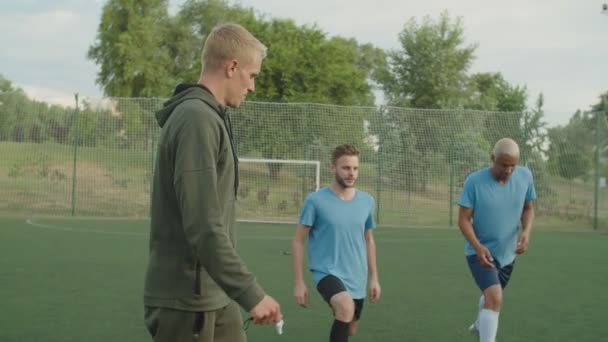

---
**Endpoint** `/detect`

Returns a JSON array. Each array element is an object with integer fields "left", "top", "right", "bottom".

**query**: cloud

[
  {"left": 2, "top": 0, "right": 606, "bottom": 127},
  {"left": 0, "top": 9, "right": 96, "bottom": 63},
  {"left": 233, "top": 0, "right": 608, "bottom": 126},
  {"left": 21, "top": 84, "right": 78, "bottom": 107},
  {"left": 0, "top": 1, "right": 103, "bottom": 99}
]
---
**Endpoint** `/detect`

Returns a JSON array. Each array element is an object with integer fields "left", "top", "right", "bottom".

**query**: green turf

[{"left": 1, "top": 217, "right": 607, "bottom": 341}]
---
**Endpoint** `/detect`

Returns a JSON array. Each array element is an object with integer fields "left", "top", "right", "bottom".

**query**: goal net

[{"left": 237, "top": 158, "right": 320, "bottom": 224}]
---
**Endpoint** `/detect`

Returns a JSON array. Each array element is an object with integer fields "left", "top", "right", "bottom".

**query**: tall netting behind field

[
  {"left": 0, "top": 98, "right": 164, "bottom": 217},
  {"left": 546, "top": 110, "right": 608, "bottom": 230},
  {"left": 232, "top": 102, "right": 608, "bottom": 229},
  {"left": 230, "top": 101, "right": 375, "bottom": 223},
  {"left": 370, "top": 107, "right": 608, "bottom": 229},
  {"left": 596, "top": 112, "right": 608, "bottom": 229},
  {"left": 2, "top": 97, "right": 607, "bottom": 230},
  {"left": 368, "top": 107, "right": 531, "bottom": 227},
  {"left": 237, "top": 158, "right": 319, "bottom": 223}
]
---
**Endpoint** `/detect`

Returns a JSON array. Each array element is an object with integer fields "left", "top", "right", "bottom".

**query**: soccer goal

[{"left": 237, "top": 158, "right": 321, "bottom": 224}]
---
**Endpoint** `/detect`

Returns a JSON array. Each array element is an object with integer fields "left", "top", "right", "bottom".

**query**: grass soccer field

[{"left": 1, "top": 216, "right": 607, "bottom": 342}]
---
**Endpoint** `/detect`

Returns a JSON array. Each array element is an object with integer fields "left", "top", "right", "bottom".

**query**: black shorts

[{"left": 316, "top": 275, "right": 364, "bottom": 321}]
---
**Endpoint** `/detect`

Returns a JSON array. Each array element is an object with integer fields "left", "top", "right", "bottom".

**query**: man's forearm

[
  {"left": 459, "top": 220, "right": 483, "bottom": 251},
  {"left": 292, "top": 238, "right": 306, "bottom": 285},
  {"left": 366, "top": 237, "right": 378, "bottom": 281},
  {"left": 521, "top": 206, "right": 535, "bottom": 233}
]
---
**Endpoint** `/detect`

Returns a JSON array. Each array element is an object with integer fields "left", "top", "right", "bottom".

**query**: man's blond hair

[{"left": 201, "top": 23, "right": 267, "bottom": 72}]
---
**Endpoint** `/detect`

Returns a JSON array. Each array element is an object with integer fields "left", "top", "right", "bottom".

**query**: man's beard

[
  {"left": 335, "top": 175, "right": 355, "bottom": 188},
  {"left": 497, "top": 173, "right": 511, "bottom": 182}
]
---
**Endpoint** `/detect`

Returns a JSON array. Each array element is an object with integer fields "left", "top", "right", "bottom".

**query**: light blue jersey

[
  {"left": 299, "top": 187, "right": 376, "bottom": 299},
  {"left": 458, "top": 167, "right": 536, "bottom": 266}
]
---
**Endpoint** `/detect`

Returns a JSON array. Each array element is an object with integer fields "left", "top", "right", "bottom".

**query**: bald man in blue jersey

[
  {"left": 458, "top": 138, "right": 536, "bottom": 342},
  {"left": 292, "top": 144, "right": 381, "bottom": 342}
]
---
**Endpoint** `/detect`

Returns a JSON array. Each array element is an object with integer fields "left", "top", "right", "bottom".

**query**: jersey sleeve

[
  {"left": 458, "top": 175, "right": 475, "bottom": 209},
  {"left": 365, "top": 196, "right": 376, "bottom": 230},
  {"left": 526, "top": 169, "right": 537, "bottom": 201},
  {"left": 298, "top": 195, "right": 316, "bottom": 227}
]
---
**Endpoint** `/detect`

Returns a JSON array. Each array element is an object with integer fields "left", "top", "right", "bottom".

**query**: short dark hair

[{"left": 331, "top": 144, "right": 360, "bottom": 164}]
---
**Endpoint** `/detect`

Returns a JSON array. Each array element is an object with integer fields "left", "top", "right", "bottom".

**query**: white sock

[
  {"left": 478, "top": 309, "right": 499, "bottom": 342},
  {"left": 474, "top": 295, "right": 485, "bottom": 327}
]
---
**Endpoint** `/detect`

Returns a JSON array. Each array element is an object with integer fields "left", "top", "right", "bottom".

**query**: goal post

[{"left": 237, "top": 158, "right": 321, "bottom": 223}]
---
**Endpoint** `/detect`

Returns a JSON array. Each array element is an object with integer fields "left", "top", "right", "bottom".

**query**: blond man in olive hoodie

[{"left": 144, "top": 23, "right": 282, "bottom": 342}]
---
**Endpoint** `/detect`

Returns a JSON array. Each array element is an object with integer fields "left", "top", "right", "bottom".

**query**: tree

[
  {"left": 0, "top": 75, "right": 21, "bottom": 141},
  {"left": 88, "top": 0, "right": 384, "bottom": 104},
  {"left": 466, "top": 74, "right": 548, "bottom": 172},
  {"left": 0, "top": 75, "right": 78, "bottom": 144},
  {"left": 44, "top": 103, "right": 72, "bottom": 144},
  {"left": 252, "top": 27, "right": 379, "bottom": 105},
  {"left": 232, "top": 18, "right": 381, "bottom": 174},
  {"left": 520, "top": 93, "right": 547, "bottom": 163},
  {"left": 171, "top": 0, "right": 263, "bottom": 84},
  {"left": 0, "top": 76, "right": 38, "bottom": 142},
  {"left": 379, "top": 11, "right": 476, "bottom": 109},
  {"left": 589, "top": 90, "right": 608, "bottom": 113},
  {"left": 558, "top": 152, "right": 590, "bottom": 181},
  {"left": 542, "top": 91, "right": 608, "bottom": 210},
  {"left": 466, "top": 72, "right": 527, "bottom": 112},
  {"left": 558, "top": 151, "right": 591, "bottom": 203},
  {"left": 88, "top": 0, "right": 174, "bottom": 97},
  {"left": 449, "top": 131, "right": 491, "bottom": 184},
  {"left": 175, "top": 2, "right": 384, "bottom": 105},
  {"left": 582, "top": 91, "right": 608, "bottom": 160},
  {"left": 463, "top": 72, "right": 529, "bottom": 150},
  {"left": 373, "top": 11, "right": 476, "bottom": 192},
  {"left": 171, "top": 1, "right": 384, "bottom": 176},
  {"left": 546, "top": 114, "right": 594, "bottom": 177}
]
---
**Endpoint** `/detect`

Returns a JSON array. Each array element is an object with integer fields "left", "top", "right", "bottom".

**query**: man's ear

[{"left": 225, "top": 59, "right": 238, "bottom": 78}]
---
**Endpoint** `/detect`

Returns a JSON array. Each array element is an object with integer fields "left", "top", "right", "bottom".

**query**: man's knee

[
  {"left": 483, "top": 285, "right": 503, "bottom": 311},
  {"left": 330, "top": 292, "right": 355, "bottom": 322}
]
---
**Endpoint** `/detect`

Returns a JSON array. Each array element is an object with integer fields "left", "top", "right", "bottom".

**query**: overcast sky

[{"left": 1, "top": 0, "right": 606, "bottom": 126}]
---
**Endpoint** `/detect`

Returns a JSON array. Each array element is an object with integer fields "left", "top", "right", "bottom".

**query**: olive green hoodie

[{"left": 144, "top": 84, "right": 265, "bottom": 312}]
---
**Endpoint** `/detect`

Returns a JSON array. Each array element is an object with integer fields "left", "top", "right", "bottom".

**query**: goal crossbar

[{"left": 239, "top": 158, "right": 321, "bottom": 191}]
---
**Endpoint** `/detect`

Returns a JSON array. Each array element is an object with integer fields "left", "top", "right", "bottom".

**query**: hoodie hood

[
  {"left": 155, "top": 84, "right": 226, "bottom": 128},
  {"left": 155, "top": 83, "right": 240, "bottom": 195}
]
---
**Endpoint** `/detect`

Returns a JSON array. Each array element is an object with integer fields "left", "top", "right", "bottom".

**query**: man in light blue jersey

[
  {"left": 292, "top": 144, "right": 381, "bottom": 342},
  {"left": 458, "top": 137, "right": 536, "bottom": 342}
]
